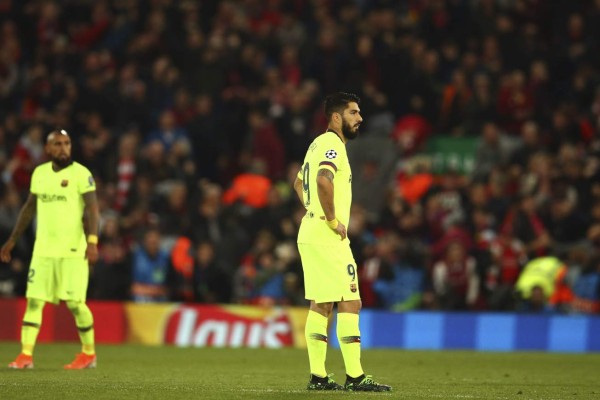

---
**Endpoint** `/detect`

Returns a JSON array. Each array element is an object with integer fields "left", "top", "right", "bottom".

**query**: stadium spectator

[
  {"left": 501, "top": 191, "right": 551, "bottom": 259},
  {"left": 245, "top": 108, "right": 286, "bottom": 181},
  {"left": 496, "top": 70, "right": 535, "bottom": 135},
  {"left": 4, "top": 124, "right": 45, "bottom": 195},
  {"left": 484, "top": 232, "right": 528, "bottom": 311},
  {"left": 250, "top": 250, "right": 288, "bottom": 306},
  {"left": 570, "top": 253, "right": 600, "bottom": 314},
  {"left": 186, "top": 94, "right": 223, "bottom": 183},
  {"left": 168, "top": 235, "right": 195, "bottom": 302},
  {"left": 464, "top": 72, "right": 497, "bottom": 136},
  {"left": 365, "top": 232, "right": 426, "bottom": 311},
  {"left": 77, "top": 112, "right": 113, "bottom": 181},
  {"left": 515, "top": 256, "right": 574, "bottom": 313},
  {"left": 0, "top": 185, "right": 28, "bottom": 297},
  {"left": 233, "top": 229, "right": 277, "bottom": 303},
  {"left": 190, "top": 181, "right": 248, "bottom": 275},
  {"left": 89, "top": 212, "right": 131, "bottom": 301},
  {"left": 109, "top": 130, "right": 139, "bottom": 212},
  {"left": 146, "top": 109, "right": 191, "bottom": 154},
  {"left": 222, "top": 158, "right": 272, "bottom": 209},
  {"left": 440, "top": 68, "right": 472, "bottom": 135},
  {"left": 130, "top": 228, "right": 172, "bottom": 303},
  {"left": 151, "top": 180, "right": 191, "bottom": 243},
  {"left": 278, "top": 91, "right": 314, "bottom": 164},
  {"left": 432, "top": 241, "right": 480, "bottom": 310},
  {"left": 192, "top": 240, "right": 232, "bottom": 304},
  {"left": 588, "top": 200, "right": 600, "bottom": 248},
  {"left": 509, "top": 120, "right": 545, "bottom": 175},
  {"left": 347, "top": 136, "right": 397, "bottom": 220},
  {"left": 471, "top": 121, "right": 516, "bottom": 182}
]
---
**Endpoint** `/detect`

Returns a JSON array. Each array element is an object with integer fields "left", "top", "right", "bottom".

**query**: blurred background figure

[
  {"left": 432, "top": 241, "right": 480, "bottom": 310},
  {"left": 131, "top": 228, "right": 172, "bottom": 303},
  {"left": 515, "top": 256, "right": 574, "bottom": 313}
]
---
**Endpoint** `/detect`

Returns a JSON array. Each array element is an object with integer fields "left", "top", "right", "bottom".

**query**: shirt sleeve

[
  {"left": 30, "top": 167, "right": 39, "bottom": 194},
  {"left": 77, "top": 165, "right": 96, "bottom": 194},
  {"left": 316, "top": 136, "right": 343, "bottom": 175}
]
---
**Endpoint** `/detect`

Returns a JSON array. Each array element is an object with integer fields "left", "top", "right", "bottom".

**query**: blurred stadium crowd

[{"left": 1, "top": 0, "right": 600, "bottom": 313}]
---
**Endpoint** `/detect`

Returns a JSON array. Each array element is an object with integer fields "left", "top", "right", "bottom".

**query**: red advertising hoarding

[{"left": 0, "top": 299, "right": 308, "bottom": 348}]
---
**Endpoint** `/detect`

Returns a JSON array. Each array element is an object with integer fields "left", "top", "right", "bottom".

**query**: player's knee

[
  {"left": 66, "top": 300, "right": 82, "bottom": 314},
  {"left": 356, "top": 301, "right": 363, "bottom": 313},
  {"left": 338, "top": 299, "right": 361, "bottom": 313},
  {"left": 350, "top": 300, "right": 362, "bottom": 313},
  {"left": 310, "top": 301, "right": 334, "bottom": 317},
  {"left": 27, "top": 298, "right": 45, "bottom": 312}
]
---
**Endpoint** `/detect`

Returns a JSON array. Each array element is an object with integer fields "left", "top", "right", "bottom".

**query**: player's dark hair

[{"left": 324, "top": 92, "right": 360, "bottom": 120}]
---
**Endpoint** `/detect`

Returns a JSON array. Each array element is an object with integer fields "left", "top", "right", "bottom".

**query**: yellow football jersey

[
  {"left": 297, "top": 131, "right": 352, "bottom": 244},
  {"left": 30, "top": 161, "right": 96, "bottom": 258}
]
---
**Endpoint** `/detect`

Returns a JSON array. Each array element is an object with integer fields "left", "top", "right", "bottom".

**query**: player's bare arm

[
  {"left": 0, "top": 193, "right": 37, "bottom": 263},
  {"left": 83, "top": 191, "right": 100, "bottom": 264},
  {"left": 293, "top": 176, "right": 304, "bottom": 204},
  {"left": 317, "top": 169, "right": 336, "bottom": 220},
  {"left": 316, "top": 169, "right": 347, "bottom": 240}
]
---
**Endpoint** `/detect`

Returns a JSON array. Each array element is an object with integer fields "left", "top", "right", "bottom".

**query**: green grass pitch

[{"left": 1, "top": 342, "right": 599, "bottom": 400}]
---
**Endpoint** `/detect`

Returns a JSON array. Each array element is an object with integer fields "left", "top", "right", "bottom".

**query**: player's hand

[
  {"left": 0, "top": 239, "right": 15, "bottom": 263},
  {"left": 332, "top": 221, "right": 347, "bottom": 240},
  {"left": 86, "top": 243, "right": 99, "bottom": 264}
]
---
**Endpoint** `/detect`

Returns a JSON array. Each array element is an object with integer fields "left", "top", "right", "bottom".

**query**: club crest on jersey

[
  {"left": 350, "top": 283, "right": 357, "bottom": 293},
  {"left": 61, "top": 179, "right": 69, "bottom": 187},
  {"left": 325, "top": 149, "right": 337, "bottom": 159}
]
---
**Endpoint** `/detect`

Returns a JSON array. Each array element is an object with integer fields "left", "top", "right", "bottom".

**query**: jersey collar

[{"left": 326, "top": 128, "right": 344, "bottom": 143}]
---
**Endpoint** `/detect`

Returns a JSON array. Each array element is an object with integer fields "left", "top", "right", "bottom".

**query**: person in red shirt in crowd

[
  {"left": 4, "top": 124, "right": 45, "bottom": 195},
  {"left": 501, "top": 191, "right": 550, "bottom": 259},
  {"left": 485, "top": 232, "right": 528, "bottom": 310},
  {"left": 497, "top": 70, "right": 534, "bottom": 135},
  {"left": 440, "top": 68, "right": 472, "bottom": 135},
  {"left": 246, "top": 108, "right": 286, "bottom": 180},
  {"left": 432, "top": 241, "right": 480, "bottom": 310},
  {"left": 390, "top": 113, "right": 431, "bottom": 156}
]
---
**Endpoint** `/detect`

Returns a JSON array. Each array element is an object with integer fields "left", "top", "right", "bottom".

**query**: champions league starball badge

[{"left": 325, "top": 149, "right": 337, "bottom": 159}]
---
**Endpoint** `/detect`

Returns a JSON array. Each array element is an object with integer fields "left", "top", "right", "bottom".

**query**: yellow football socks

[
  {"left": 66, "top": 301, "right": 95, "bottom": 356},
  {"left": 305, "top": 310, "right": 329, "bottom": 377},
  {"left": 337, "top": 312, "right": 364, "bottom": 378},
  {"left": 21, "top": 298, "right": 45, "bottom": 356}
]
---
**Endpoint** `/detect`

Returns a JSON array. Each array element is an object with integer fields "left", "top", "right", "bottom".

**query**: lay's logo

[{"left": 163, "top": 305, "right": 294, "bottom": 348}]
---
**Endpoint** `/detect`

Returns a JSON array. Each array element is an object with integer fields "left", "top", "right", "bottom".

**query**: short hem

[
  {"left": 26, "top": 295, "right": 59, "bottom": 305},
  {"left": 306, "top": 297, "right": 361, "bottom": 303}
]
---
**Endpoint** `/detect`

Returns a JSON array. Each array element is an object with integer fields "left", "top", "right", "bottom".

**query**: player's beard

[
  {"left": 342, "top": 119, "right": 360, "bottom": 140},
  {"left": 53, "top": 155, "right": 72, "bottom": 169}
]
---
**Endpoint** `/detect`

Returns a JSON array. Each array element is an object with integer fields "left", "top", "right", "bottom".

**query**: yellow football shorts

[
  {"left": 298, "top": 242, "right": 361, "bottom": 303},
  {"left": 26, "top": 257, "right": 89, "bottom": 304}
]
